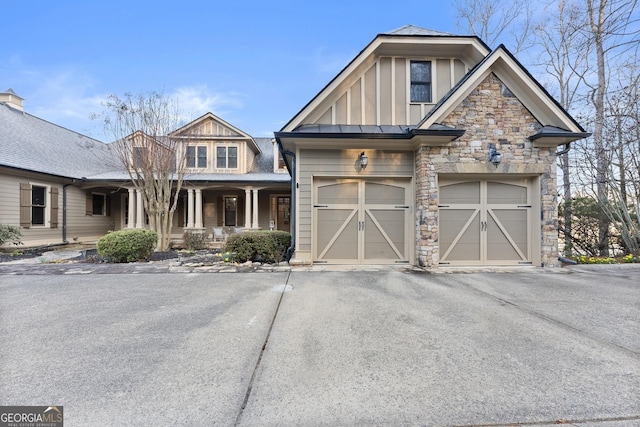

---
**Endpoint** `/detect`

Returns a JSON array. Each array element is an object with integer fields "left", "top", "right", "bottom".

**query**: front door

[
  {"left": 314, "top": 178, "right": 411, "bottom": 264},
  {"left": 438, "top": 177, "right": 533, "bottom": 265}
]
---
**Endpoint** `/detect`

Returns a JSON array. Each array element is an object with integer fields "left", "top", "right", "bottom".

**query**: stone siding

[{"left": 415, "top": 73, "right": 559, "bottom": 267}]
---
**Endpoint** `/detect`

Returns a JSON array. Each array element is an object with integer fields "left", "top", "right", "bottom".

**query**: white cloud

[{"left": 170, "top": 85, "right": 244, "bottom": 121}]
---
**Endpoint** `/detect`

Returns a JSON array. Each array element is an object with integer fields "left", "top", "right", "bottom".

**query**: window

[
  {"left": 92, "top": 194, "right": 106, "bottom": 215},
  {"left": 187, "top": 146, "right": 207, "bottom": 168},
  {"left": 217, "top": 146, "right": 238, "bottom": 169},
  {"left": 31, "top": 185, "right": 46, "bottom": 225},
  {"left": 275, "top": 144, "right": 287, "bottom": 172},
  {"left": 224, "top": 196, "right": 237, "bottom": 226},
  {"left": 133, "top": 147, "right": 146, "bottom": 168},
  {"left": 410, "top": 61, "right": 432, "bottom": 103},
  {"left": 20, "top": 183, "right": 56, "bottom": 228}
]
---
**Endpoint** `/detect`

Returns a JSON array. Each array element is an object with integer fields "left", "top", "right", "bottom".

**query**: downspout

[
  {"left": 62, "top": 182, "right": 73, "bottom": 243},
  {"left": 556, "top": 143, "right": 571, "bottom": 156},
  {"left": 276, "top": 138, "right": 296, "bottom": 262}
]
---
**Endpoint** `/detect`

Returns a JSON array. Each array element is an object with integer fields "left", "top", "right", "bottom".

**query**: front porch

[{"left": 114, "top": 184, "right": 291, "bottom": 241}]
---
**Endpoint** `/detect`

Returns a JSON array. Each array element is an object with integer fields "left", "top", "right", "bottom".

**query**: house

[
  {"left": 275, "top": 25, "right": 590, "bottom": 268},
  {"left": 0, "top": 89, "right": 291, "bottom": 248}
]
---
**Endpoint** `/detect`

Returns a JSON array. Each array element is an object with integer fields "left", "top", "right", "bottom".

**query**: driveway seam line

[
  {"left": 461, "top": 281, "right": 639, "bottom": 358},
  {"left": 234, "top": 271, "right": 291, "bottom": 426}
]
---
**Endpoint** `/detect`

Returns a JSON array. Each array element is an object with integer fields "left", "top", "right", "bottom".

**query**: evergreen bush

[
  {"left": 224, "top": 231, "right": 291, "bottom": 263},
  {"left": 0, "top": 225, "right": 22, "bottom": 247},
  {"left": 97, "top": 229, "right": 158, "bottom": 263},
  {"left": 182, "top": 230, "right": 208, "bottom": 250}
]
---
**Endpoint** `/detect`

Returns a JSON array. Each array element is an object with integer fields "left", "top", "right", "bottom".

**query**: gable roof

[
  {"left": 280, "top": 25, "right": 490, "bottom": 132},
  {"left": 0, "top": 101, "right": 118, "bottom": 179},
  {"left": 170, "top": 112, "right": 260, "bottom": 153},
  {"left": 418, "top": 44, "right": 590, "bottom": 140}
]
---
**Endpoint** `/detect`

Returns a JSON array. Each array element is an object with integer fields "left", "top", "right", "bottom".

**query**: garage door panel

[
  {"left": 316, "top": 209, "right": 358, "bottom": 261},
  {"left": 441, "top": 209, "right": 481, "bottom": 262},
  {"left": 487, "top": 209, "right": 528, "bottom": 261},
  {"left": 487, "top": 181, "right": 528, "bottom": 204},
  {"left": 440, "top": 181, "right": 480, "bottom": 204},
  {"left": 439, "top": 177, "right": 532, "bottom": 266},
  {"left": 365, "top": 209, "right": 405, "bottom": 260},
  {"left": 365, "top": 182, "right": 405, "bottom": 204},
  {"left": 314, "top": 178, "right": 411, "bottom": 264},
  {"left": 318, "top": 181, "right": 358, "bottom": 204}
]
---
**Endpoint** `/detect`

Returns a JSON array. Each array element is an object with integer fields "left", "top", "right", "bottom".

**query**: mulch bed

[{"left": 0, "top": 248, "right": 222, "bottom": 264}]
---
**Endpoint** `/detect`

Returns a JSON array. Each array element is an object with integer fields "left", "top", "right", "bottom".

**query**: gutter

[{"left": 276, "top": 137, "right": 296, "bottom": 262}]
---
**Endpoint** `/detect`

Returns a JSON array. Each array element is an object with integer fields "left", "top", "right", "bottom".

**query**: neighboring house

[
  {"left": 0, "top": 89, "right": 291, "bottom": 248},
  {"left": 276, "top": 25, "right": 590, "bottom": 268}
]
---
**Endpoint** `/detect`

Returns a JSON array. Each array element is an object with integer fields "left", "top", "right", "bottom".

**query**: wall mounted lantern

[
  {"left": 488, "top": 143, "right": 502, "bottom": 167},
  {"left": 358, "top": 151, "right": 369, "bottom": 170}
]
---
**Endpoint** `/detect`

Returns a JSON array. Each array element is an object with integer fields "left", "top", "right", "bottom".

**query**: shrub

[
  {"left": 97, "top": 229, "right": 158, "bottom": 263},
  {"left": 182, "top": 230, "right": 208, "bottom": 251},
  {"left": 0, "top": 224, "right": 23, "bottom": 246},
  {"left": 224, "top": 231, "right": 291, "bottom": 263}
]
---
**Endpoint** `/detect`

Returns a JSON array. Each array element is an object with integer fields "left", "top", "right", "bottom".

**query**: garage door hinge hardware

[
  {"left": 438, "top": 205, "right": 450, "bottom": 208},
  {"left": 314, "top": 204, "right": 328, "bottom": 208},
  {"left": 518, "top": 205, "right": 532, "bottom": 208},
  {"left": 395, "top": 205, "right": 410, "bottom": 209}
]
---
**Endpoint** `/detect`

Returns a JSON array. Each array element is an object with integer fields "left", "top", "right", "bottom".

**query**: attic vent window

[{"left": 410, "top": 61, "right": 432, "bottom": 103}]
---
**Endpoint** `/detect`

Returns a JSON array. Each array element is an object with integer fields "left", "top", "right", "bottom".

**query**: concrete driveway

[{"left": 1, "top": 266, "right": 638, "bottom": 426}]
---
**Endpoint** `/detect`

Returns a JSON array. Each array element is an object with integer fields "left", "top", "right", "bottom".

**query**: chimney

[{"left": 0, "top": 88, "right": 24, "bottom": 111}]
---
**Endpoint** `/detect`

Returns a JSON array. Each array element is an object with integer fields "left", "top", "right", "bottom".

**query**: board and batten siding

[
  {"left": 295, "top": 148, "right": 414, "bottom": 258},
  {"left": 306, "top": 57, "right": 467, "bottom": 127}
]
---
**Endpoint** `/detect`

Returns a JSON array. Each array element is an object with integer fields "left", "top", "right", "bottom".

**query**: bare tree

[
  {"left": 453, "top": 0, "right": 534, "bottom": 52},
  {"left": 582, "top": 0, "right": 639, "bottom": 255},
  {"left": 98, "top": 92, "right": 188, "bottom": 252},
  {"left": 533, "top": 0, "right": 590, "bottom": 256}
]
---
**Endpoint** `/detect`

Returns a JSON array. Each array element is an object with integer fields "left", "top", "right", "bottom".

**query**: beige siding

[
  {"left": 296, "top": 148, "right": 414, "bottom": 253},
  {"left": 335, "top": 93, "right": 347, "bottom": 124},
  {"left": 379, "top": 57, "right": 392, "bottom": 123},
  {"left": 394, "top": 58, "right": 407, "bottom": 125},
  {"left": 0, "top": 174, "right": 113, "bottom": 247},
  {"left": 454, "top": 59, "right": 466, "bottom": 81},
  {"left": 65, "top": 186, "right": 114, "bottom": 243},
  {"left": 364, "top": 65, "right": 376, "bottom": 125},
  {"left": 436, "top": 59, "right": 452, "bottom": 101},
  {"left": 305, "top": 55, "right": 468, "bottom": 128}
]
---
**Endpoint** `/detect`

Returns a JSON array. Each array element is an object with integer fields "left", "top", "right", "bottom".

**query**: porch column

[
  {"left": 195, "top": 188, "right": 203, "bottom": 229},
  {"left": 135, "top": 189, "right": 144, "bottom": 229},
  {"left": 252, "top": 189, "right": 259, "bottom": 229},
  {"left": 187, "top": 189, "right": 194, "bottom": 229},
  {"left": 244, "top": 188, "right": 251, "bottom": 228},
  {"left": 127, "top": 188, "right": 135, "bottom": 229}
]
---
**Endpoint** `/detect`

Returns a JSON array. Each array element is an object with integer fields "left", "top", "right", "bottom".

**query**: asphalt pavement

[{"left": 0, "top": 265, "right": 638, "bottom": 426}]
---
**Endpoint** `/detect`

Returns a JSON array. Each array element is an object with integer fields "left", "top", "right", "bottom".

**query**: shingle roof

[
  {"left": 0, "top": 103, "right": 289, "bottom": 183},
  {"left": 83, "top": 137, "right": 289, "bottom": 182},
  {"left": 383, "top": 25, "right": 452, "bottom": 36},
  {"left": 0, "top": 102, "right": 118, "bottom": 179}
]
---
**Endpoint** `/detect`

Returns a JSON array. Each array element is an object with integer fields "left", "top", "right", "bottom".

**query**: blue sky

[{"left": 2, "top": 1, "right": 459, "bottom": 141}]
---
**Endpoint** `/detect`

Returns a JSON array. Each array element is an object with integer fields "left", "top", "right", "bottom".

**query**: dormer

[{"left": 169, "top": 113, "right": 260, "bottom": 174}]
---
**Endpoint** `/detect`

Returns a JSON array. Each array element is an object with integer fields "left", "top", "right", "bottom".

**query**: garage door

[
  {"left": 314, "top": 178, "right": 411, "bottom": 264},
  {"left": 438, "top": 178, "right": 533, "bottom": 266}
]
